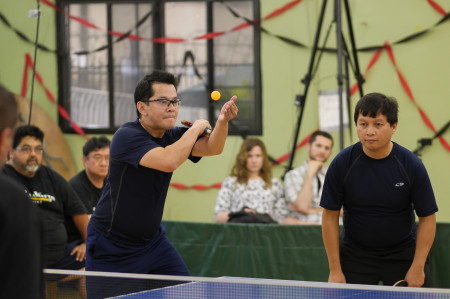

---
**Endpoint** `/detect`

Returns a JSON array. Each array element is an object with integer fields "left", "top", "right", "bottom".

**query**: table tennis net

[{"left": 44, "top": 269, "right": 450, "bottom": 299}]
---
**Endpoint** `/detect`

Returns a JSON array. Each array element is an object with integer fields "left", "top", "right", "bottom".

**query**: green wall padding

[{"left": 163, "top": 221, "right": 450, "bottom": 288}]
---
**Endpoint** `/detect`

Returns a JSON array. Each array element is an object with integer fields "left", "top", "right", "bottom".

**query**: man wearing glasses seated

[
  {"left": 86, "top": 70, "right": 238, "bottom": 281},
  {"left": 69, "top": 136, "right": 110, "bottom": 216},
  {"left": 2, "top": 125, "right": 89, "bottom": 295},
  {"left": 68, "top": 136, "right": 110, "bottom": 243}
]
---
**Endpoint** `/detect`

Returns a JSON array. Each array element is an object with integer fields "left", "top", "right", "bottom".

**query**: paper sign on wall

[{"left": 318, "top": 90, "right": 349, "bottom": 132}]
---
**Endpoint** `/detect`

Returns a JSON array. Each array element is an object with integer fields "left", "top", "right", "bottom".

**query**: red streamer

[
  {"left": 263, "top": 0, "right": 304, "bottom": 20},
  {"left": 107, "top": 31, "right": 143, "bottom": 41},
  {"left": 172, "top": 38, "right": 450, "bottom": 189},
  {"left": 272, "top": 131, "right": 314, "bottom": 166},
  {"left": 427, "top": 0, "right": 447, "bottom": 15},
  {"left": 21, "top": 55, "right": 30, "bottom": 97},
  {"left": 40, "top": 0, "right": 60, "bottom": 11},
  {"left": 384, "top": 42, "right": 450, "bottom": 152},
  {"left": 231, "top": 22, "right": 252, "bottom": 32},
  {"left": 350, "top": 48, "right": 383, "bottom": 96},
  {"left": 22, "top": 53, "right": 87, "bottom": 137},
  {"left": 22, "top": 50, "right": 316, "bottom": 191},
  {"left": 29, "top": 0, "right": 449, "bottom": 192},
  {"left": 68, "top": 16, "right": 99, "bottom": 30},
  {"left": 194, "top": 32, "right": 225, "bottom": 40},
  {"left": 349, "top": 44, "right": 449, "bottom": 152},
  {"left": 152, "top": 37, "right": 185, "bottom": 44},
  {"left": 41, "top": 0, "right": 304, "bottom": 44}
]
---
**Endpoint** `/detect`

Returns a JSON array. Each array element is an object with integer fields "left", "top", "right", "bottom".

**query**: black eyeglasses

[{"left": 142, "top": 98, "right": 181, "bottom": 107}]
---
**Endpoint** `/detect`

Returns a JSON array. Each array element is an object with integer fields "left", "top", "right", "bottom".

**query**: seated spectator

[
  {"left": 69, "top": 136, "right": 110, "bottom": 214},
  {"left": 67, "top": 136, "right": 110, "bottom": 243},
  {"left": 214, "top": 138, "right": 286, "bottom": 223},
  {"left": 2, "top": 125, "right": 89, "bottom": 297},
  {"left": 282, "top": 131, "right": 333, "bottom": 224}
]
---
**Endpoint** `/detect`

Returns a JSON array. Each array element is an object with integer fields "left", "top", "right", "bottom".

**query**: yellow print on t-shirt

[{"left": 26, "top": 190, "right": 56, "bottom": 204}]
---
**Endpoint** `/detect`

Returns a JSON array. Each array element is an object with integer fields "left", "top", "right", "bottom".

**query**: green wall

[{"left": 1, "top": 0, "right": 449, "bottom": 222}]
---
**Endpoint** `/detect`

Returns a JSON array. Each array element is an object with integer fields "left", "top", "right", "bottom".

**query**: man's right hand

[
  {"left": 328, "top": 270, "right": 346, "bottom": 283},
  {"left": 306, "top": 160, "right": 323, "bottom": 176},
  {"left": 191, "top": 119, "right": 212, "bottom": 137}
]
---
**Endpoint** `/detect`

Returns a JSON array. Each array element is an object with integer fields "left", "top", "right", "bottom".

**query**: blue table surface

[{"left": 113, "top": 280, "right": 450, "bottom": 299}]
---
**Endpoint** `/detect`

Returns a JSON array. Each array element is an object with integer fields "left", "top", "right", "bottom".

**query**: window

[{"left": 57, "top": 0, "right": 261, "bottom": 135}]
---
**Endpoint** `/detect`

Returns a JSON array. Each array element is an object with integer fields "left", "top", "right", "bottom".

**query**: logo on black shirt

[{"left": 26, "top": 190, "right": 56, "bottom": 203}]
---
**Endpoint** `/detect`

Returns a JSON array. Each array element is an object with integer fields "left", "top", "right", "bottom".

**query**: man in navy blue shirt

[
  {"left": 86, "top": 70, "right": 238, "bottom": 280},
  {"left": 321, "top": 92, "right": 437, "bottom": 287}
]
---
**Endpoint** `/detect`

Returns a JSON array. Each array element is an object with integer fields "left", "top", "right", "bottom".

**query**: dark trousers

[
  {"left": 85, "top": 223, "right": 189, "bottom": 298},
  {"left": 340, "top": 240, "right": 432, "bottom": 286}
]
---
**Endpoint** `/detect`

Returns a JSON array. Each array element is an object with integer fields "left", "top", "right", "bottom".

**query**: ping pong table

[
  {"left": 112, "top": 277, "right": 450, "bottom": 299},
  {"left": 42, "top": 269, "right": 450, "bottom": 298}
]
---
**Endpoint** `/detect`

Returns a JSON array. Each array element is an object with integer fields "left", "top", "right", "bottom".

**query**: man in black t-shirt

[
  {"left": 68, "top": 136, "right": 110, "bottom": 243},
  {"left": 3, "top": 125, "right": 89, "bottom": 270},
  {"left": 321, "top": 93, "right": 437, "bottom": 287},
  {"left": 0, "top": 84, "right": 44, "bottom": 299}
]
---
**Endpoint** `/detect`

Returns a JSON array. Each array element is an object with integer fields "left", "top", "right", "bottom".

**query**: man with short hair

[
  {"left": 321, "top": 92, "right": 437, "bottom": 287},
  {"left": 0, "top": 84, "right": 43, "bottom": 299},
  {"left": 86, "top": 69, "right": 238, "bottom": 278},
  {"left": 69, "top": 136, "right": 110, "bottom": 214},
  {"left": 3, "top": 125, "right": 90, "bottom": 269},
  {"left": 283, "top": 131, "right": 333, "bottom": 224},
  {"left": 67, "top": 136, "right": 110, "bottom": 245}
]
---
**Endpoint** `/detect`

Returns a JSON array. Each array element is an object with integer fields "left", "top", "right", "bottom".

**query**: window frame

[{"left": 56, "top": 0, "right": 262, "bottom": 136}]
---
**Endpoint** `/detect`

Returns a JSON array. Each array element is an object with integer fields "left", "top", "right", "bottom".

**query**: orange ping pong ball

[{"left": 211, "top": 90, "right": 221, "bottom": 101}]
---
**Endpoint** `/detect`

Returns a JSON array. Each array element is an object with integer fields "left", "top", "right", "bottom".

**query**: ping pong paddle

[
  {"left": 393, "top": 280, "right": 408, "bottom": 287},
  {"left": 181, "top": 120, "right": 211, "bottom": 136}
]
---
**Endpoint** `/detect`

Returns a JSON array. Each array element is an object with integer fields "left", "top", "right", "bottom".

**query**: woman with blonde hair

[{"left": 214, "top": 138, "right": 286, "bottom": 223}]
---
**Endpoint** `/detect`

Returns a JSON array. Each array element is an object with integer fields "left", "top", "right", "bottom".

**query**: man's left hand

[
  {"left": 217, "top": 96, "right": 238, "bottom": 124},
  {"left": 70, "top": 243, "right": 86, "bottom": 262},
  {"left": 405, "top": 265, "right": 425, "bottom": 287}
]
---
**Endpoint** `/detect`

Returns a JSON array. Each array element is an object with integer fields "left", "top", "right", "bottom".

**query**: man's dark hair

[
  {"left": 0, "top": 84, "right": 18, "bottom": 133},
  {"left": 12, "top": 125, "right": 44, "bottom": 148},
  {"left": 309, "top": 130, "right": 333, "bottom": 146},
  {"left": 134, "top": 70, "right": 177, "bottom": 118},
  {"left": 354, "top": 92, "right": 399, "bottom": 126},
  {"left": 82, "top": 136, "right": 111, "bottom": 157}
]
